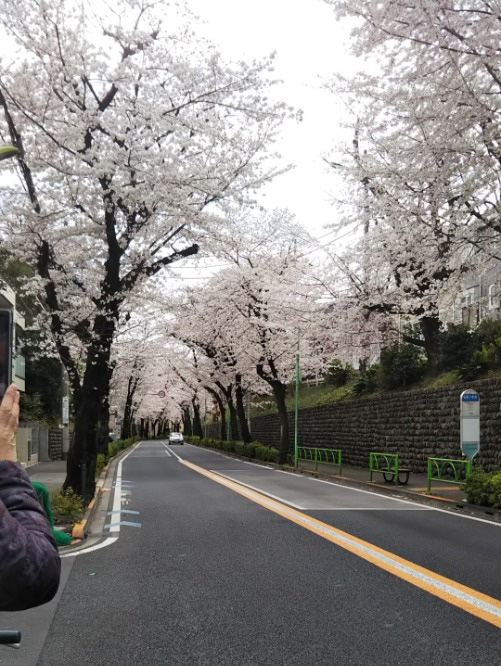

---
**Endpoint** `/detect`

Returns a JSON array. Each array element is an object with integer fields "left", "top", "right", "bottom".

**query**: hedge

[
  {"left": 185, "top": 436, "right": 280, "bottom": 463},
  {"left": 95, "top": 436, "right": 140, "bottom": 478},
  {"left": 464, "top": 469, "right": 501, "bottom": 509}
]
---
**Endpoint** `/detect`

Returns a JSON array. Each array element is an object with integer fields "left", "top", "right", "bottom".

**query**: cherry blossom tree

[
  {"left": 326, "top": 0, "right": 501, "bottom": 258},
  {"left": 0, "top": 0, "right": 289, "bottom": 495},
  {"left": 170, "top": 232, "right": 328, "bottom": 461},
  {"left": 321, "top": 0, "right": 501, "bottom": 364}
]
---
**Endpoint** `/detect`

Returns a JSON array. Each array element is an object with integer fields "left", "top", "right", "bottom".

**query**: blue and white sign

[{"left": 460, "top": 389, "right": 480, "bottom": 460}]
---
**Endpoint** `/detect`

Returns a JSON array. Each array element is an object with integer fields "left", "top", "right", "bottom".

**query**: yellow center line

[{"left": 181, "top": 459, "right": 501, "bottom": 629}]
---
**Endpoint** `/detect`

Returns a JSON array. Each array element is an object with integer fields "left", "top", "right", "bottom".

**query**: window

[{"left": 489, "top": 284, "right": 497, "bottom": 310}]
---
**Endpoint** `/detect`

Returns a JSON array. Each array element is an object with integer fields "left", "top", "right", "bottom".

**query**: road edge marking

[{"left": 181, "top": 459, "right": 501, "bottom": 629}]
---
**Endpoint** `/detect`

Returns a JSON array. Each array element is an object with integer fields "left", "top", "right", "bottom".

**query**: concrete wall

[
  {"left": 17, "top": 426, "right": 38, "bottom": 466},
  {"left": 206, "top": 377, "right": 501, "bottom": 472}
]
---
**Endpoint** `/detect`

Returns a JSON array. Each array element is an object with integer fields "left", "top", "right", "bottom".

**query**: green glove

[{"left": 0, "top": 146, "right": 20, "bottom": 161}]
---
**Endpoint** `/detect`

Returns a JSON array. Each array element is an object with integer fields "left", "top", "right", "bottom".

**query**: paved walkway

[
  {"left": 26, "top": 460, "right": 66, "bottom": 490},
  {"left": 297, "top": 461, "right": 469, "bottom": 504}
]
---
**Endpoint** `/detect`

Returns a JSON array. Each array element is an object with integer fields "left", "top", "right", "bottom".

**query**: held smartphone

[{"left": 0, "top": 310, "right": 13, "bottom": 398}]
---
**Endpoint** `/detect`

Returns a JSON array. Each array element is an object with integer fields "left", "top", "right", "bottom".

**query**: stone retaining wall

[{"left": 206, "top": 378, "right": 501, "bottom": 472}]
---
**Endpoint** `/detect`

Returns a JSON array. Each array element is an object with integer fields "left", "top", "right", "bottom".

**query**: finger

[
  {"left": 0, "top": 384, "right": 17, "bottom": 412},
  {"left": 9, "top": 391, "right": 19, "bottom": 429}
]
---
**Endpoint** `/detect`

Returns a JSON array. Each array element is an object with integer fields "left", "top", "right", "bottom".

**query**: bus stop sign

[{"left": 460, "top": 389, "right": 480, "bottom": 460}]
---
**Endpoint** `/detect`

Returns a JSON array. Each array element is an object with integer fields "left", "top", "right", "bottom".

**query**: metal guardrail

[
  {"left": 427, "top": 457, "right": 472, "bottom": 494},
  {"left": 297, "top": 447, "right": 342, "bottom": 474},
  {"left": 369, "top": 452, "right": 401, "bottom": 485}
]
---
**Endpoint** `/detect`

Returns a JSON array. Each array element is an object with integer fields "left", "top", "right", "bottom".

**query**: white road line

[
  {"left": 242, "top": 461, "right": 274, "bottom": 469},
  {"left": 209, "top": 471, "right": 306, "bottom": 509},
  {"left": 61, "top": 537, "right": 118, "bottom": 558},
  {"left": 182, "top": 445, "right": 501, "bottom": 527},
  {"left": 164, "top": 448, "right": 172, "bottom": 457},
  {"left": 281, "top": 471, "right": 501, "bottom": 527},
  {"left": 62, "top": 440, "right": 143, "bottom": 558},
  {"left": 303, "top": 507, "right": 431, "bottom": 511},
  {"left": 108, "top": 441, "right": 142, "bottom": 534},
  {"left": 168, "top": 447, "right": 184, "bottom": 462}
]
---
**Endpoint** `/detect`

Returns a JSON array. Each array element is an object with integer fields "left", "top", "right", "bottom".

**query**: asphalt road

[{"left": 2, "top": 442, "right": 500, "bottom": 665}]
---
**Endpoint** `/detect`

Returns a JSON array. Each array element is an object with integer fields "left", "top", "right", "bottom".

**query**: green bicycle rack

[
  {"left": 369, "top": 452, "right": 410, "bottom": 485},
  {"left": 297, "top": 447, "right": 342, "bottom": 474},
  {"left": 427, "top": 457, "right": 472, "bottom": 494}
]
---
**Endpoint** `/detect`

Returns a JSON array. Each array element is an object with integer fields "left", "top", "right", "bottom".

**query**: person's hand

[{"left": 0, "top": 384, "right": 20, "bottom": 462}]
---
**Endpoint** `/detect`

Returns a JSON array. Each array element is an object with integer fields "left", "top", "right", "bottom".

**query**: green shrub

[
  {"left": 380, "top": 344, "right": 426, "bottom": 389},
  {"left": 267, "top": 447, "right": 279, "bottom": 463},
  {"left": 464, "top": 469, "right": 501, "bottom": 508},
  {"left": 457, "top": 347, "right": 490, "bottom": 381},
  {"left": 326, "top": 359, "right": 354, "bottom": 387},
  {"left": 477, "top": 319, "right": 501, "bottom": 368},
  {"left": 107, "top": 436, "right": 138, "bottom": 460},
  {"left": 244, "top": 442, "right": 258, "bottom": 458},
  {"left": 488, "top": 471, "right": 501, "bottom": 509},
  {"left": 353, "top": 364, "right": 381, "bottom": 396},
  {"left": 437, "top": 325, "right": 479, "bottom": 371},
  {"left": 255, "top": 444, "right": 278, "bottom": 462},
  {"left": 96, "top": 453, "right": 107, "bottom": 477},
  {"left": 49, "top": 487, "right": 85, "bottom": 524},
  {"left": 191, "top": 436, "right": 278, "bottom": 463},
  {"left": 233, "top": 441, "right": 246, "bottom": 456}
]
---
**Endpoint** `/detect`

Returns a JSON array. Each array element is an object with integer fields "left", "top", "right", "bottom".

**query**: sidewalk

[
  {"left": 294, "top": 460, "right": 501, "bottom": 517},
  {"left": 308, "top": 462, "right": 469, "bottom": 503},
  {"left": 26, "top": 460, "right": 66, "bottom": 491}
]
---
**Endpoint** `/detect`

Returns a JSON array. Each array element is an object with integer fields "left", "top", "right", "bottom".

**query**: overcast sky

[
  {"left": 188, "top": 0, "right": 358, "bottom": 242},
  {"left": 0, "top": 0, "right": 360, "bottom": 280}
]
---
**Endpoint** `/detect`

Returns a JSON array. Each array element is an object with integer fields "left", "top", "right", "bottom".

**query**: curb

[
  {"left": 69, "top": 443, "right": 139, "bottom": 543},
  {"left": 71, "top": 478, "right": 105, "bottom": 540},
  {"left": 189, "top": 443, "right": 501, "bottom": 524}
]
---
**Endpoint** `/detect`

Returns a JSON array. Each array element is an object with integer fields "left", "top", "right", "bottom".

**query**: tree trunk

[
  {"left": 121, "top": 372, "right": 139, "bottom": 439},
  {"left": 182, "top": 406, "right": 192, "bottom": 436},
  {"left": 216, "top": 382, "right": 238, "bottom": 440},
  {"left": 419, "top": 315, "right": 441, "bottom": 370},
  {"left": 272, "top": 381, "right": 289, "bottom": 464},
  {"left": 235, "top": 378, "right": 251, "bottom": 443},
  {"left": 206, "top": 387, "right": 226, "bottom": 441},
  {"left": 403, "top": 315, "right": 442, "bottom": 371},
  {"left": 64, "top": 331, "right": 114, "bottom": 500},
  {"left": 192, "top": 398, "right": 203, "bottom": 438},
  {"left": 256, "top": 363, "right": 289, "bottom": 464}
]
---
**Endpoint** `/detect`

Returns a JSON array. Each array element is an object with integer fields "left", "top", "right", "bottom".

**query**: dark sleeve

[{"left": 0, "top": 461, "right": 61, "bottom": 611}]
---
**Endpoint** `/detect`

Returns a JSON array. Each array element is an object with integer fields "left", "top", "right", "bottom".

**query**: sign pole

[{"left": 460, "top": 389, "right": 480, "bottom": 462}]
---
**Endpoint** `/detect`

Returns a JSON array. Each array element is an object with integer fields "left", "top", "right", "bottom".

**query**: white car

[{"left": 168, "top": 432, "right": 184, "bottom": 445}]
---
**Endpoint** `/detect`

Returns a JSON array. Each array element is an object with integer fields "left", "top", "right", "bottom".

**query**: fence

[
  {"left": 297, "top": 446, "right": 342, "bottom": 474},
  {"left": 427, "top": 457, "right": 472, "bottom": 494}
]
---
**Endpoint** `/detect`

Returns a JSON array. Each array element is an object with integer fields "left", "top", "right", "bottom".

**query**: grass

[
  {"left": 250, "top": 368, "right": 489, "bottom": 416},
  {"left": 251, "top": 379, "right": 358, "bottom": 416}
]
